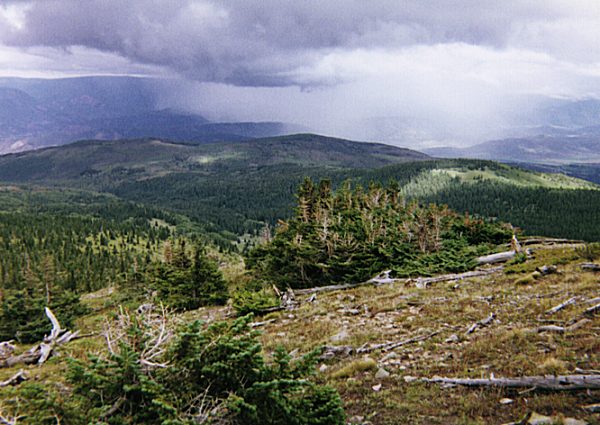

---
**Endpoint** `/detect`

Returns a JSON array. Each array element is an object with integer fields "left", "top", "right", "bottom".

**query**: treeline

[{"left": 247, "top": 178, "right": 511, "bottom": 289}]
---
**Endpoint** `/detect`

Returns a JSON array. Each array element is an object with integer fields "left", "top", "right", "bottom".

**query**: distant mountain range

[
  {"left": 424, "top": 132, "right": 600, "bottom": 164},
  {"left": 0, "top": 76, "right": 301, "bottom": 153}
]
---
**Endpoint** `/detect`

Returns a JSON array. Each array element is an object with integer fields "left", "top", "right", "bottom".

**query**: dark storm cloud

[
  {"left": 2, "top": 0, "right": 600, "bottom": 147},
  {"left": 0, "top": 0, "right": 577, "bottom": 86}
]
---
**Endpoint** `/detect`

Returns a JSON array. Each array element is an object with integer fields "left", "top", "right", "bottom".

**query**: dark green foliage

[
  {"left": 0, "top": 383, "right": 84, "bottom": 425},
  {"left": 153, "top": 240, "right": 228, "bottom": 311},
  {"left": 67, "top": 312, "right": 345, "bottom": 424},
  {"left": 419, "top": 179, "right": 600, "bottom": 241},
  {"left": 247, "top": 178, "right": 511, "bottom": 288},
  {"left": 68, "top": 314, "right": 179, "bottom": 424},
  {"left": 167, "top": 316, "right": 345, "bottom": 425},
  {"left": 0, "top": 289, "right": 87, "bottom": 343},
  {"left": 232, "top": 286, "right": 281, "bottom": 316},
  {"left": 0, "top": 191, "right": 175, "bottom": 341}
]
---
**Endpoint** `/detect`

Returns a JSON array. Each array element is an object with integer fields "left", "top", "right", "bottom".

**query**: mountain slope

[
  {"left": 1, "top": 136, "right": 599, "bottom": 243},
  {"left": 0, "top": 134, "right": 429, "bottom": 183},
  {"left": 0, "top": 76, "right": 300, "bottom": 153}
]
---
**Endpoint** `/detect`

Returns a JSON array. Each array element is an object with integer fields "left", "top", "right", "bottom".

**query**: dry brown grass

[{"left": 0, "top": 245, "right": 597, "bottom": 424}]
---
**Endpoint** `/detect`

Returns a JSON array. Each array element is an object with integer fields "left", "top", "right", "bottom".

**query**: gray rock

[
  {"left": 375, "top": 367, "right": 390, "bottom": 379},
  {"left": 329, "top": 329, "right": 349, "bottom": 342}
]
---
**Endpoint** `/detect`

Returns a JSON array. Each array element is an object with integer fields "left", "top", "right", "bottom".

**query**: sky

[{"left": 1, "top": 0, "right": 600, "bottom": 147}]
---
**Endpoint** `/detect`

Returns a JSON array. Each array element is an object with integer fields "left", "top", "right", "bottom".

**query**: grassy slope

[{"left": 1, "top": 244, "right": 597, "bottom": 424}]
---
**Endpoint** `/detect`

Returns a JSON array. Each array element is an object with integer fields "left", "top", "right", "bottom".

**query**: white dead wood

[
  {"left": 582, "top": 403, "right": 600, "bottom": 413},
  {"left": 580, "top": 263, "right": 600, "bottom": 272},
  {"left": 575, "top": 368, "right": 600, "bottom": 375},
  {"left": 476, "top": 250, "right": 516, "bottom": 265},
  {"left": 413, "top": 267, "right": 504, "bottom": 289},
  {"left": 535, "top": 265, "right": 558, "bottom": 275},
  {"left": 584, "top": 297, "right": 600, "bottom": 304},
  {"left": 297, "top": 266, "right": 505, "bottom": 295},
  {"left": 517, "top": 238, "right": 585, "bottom": 246},
  {"left": 545, "top": 297, "right": 578, "bottom": 315},
  {"left": 0, "top": 409, "right": 25, "bottom": 425},
  {"left": 0, "top": 342, "right": 15, "bottom": 359},
  {"left": 103, "top": 304, "right": 173, "bottom": 371},
  {"left": 465, "top": 313, "right": 496, "bottom": 335},
  {"left": 583, "top": 302, "right": 600, "bottom": 316},
  {"left": 250, "top": 319, "right": 276, "bottom": 328},
  {"left": 536, "top": 318, "right": 591, "bottom": 334},
  {"left": 356, "top": 330, "right": 441, "bottom": 354},
  {"left": 320, "top": 345, "right": 354, "bottom": 360},
  {"left": 0, "top": 370, "right": 27, "bottom": 388},
  {"left": 421, "top": 374, "right": 600, "bottom": 391},
  {"left": 0, "top": 307, "right": 84, "bottom": 369}
]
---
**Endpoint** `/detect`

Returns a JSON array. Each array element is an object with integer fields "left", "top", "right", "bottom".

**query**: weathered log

[
  {"left": 518, "top": 238, "right": 585, "bottom": 246},
  {"left": 582, "top": 403, "right": 600, "bottom": 413},
  {"left": 536, "top": 318, "right": 590, "bottom": 334},
  {"left": 421, "top": 374, "right": 600, "bottom": 391},
  {"left": 465, "top": 313, "right": 495, "bottom": 335},
  {"left": 295, "top": 280, "right": 378, "bottom": 295},
  {"left": 320, "top": 345, "right": 354, "bottom": 360},
  {"left": 356, "top": 330, "right": 441, "bottom": 354},
  {"left": 0, "top": 341, "right": 15, "bottom": 359},
  {"left": 0, "top": 370, "right": 27, "bottom": 387},
  {"left": 476, "top": 250, "right": 516, "bottom": 265},
  {"left": 545, "top": 297, "right": 577, "bottom": 315},
  {"left": 580, "top": 263, "right": 600, "bottom": 272},
  {"left": 536, "top": 265, "right": 558, "bottom": 275},
  {"left": 413, "top": 267, "right": 504, "bottom": 289},
  {"left": 584, "top": 302, "right": 600, "bottom": 316},
  {"left": 250, "top": 319, "right": 276, "bottom": 328}
]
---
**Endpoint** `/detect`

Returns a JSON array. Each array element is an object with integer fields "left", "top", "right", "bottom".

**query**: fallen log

[
  {"left": 295, "top": 279, "right": 381, "bottom": 295},
  {"left": 584, "top": 302, "right": 600, "bottom": 316},
  {"left": 413, "top": 267, "right": 504, "bottom": 289},
  {"left": 465, "top": 313, "right": 496, "bottom": 335},
  {"left": 518, "top": 238, "right": 585, "bottom": 246},
  {"left": 356, "top": 330, "right": 441, "bottom": 354},
  {"left": 421, "top": 374, "right": 600, "bottom": 391},
  {"left": 476, "top": 250, "right": 516, "bottom": 265},
  {"left": 580, "top": 263, "right": 600, "bottom": 272},
  {"left": 0, "top": 370, "right": 27, "bottom": 387},
  {"left": 536, "top": 318, "right": 591, "bottom": 334},
  {"left": 545, "top": 297, "right": 577, "bottom": 315}
]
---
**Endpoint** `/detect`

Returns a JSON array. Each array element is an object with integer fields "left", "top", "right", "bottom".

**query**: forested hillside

[{"left": 0, "top": 137, "right": 598, "bottom": 245}]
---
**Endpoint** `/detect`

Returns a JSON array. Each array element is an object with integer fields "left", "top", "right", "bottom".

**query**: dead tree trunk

[
  {"left": 476, "top": 250, "right": 516, "bottom": 265},
  {"left": 421, "top": 374, "right": 600, "bottom": 391}
]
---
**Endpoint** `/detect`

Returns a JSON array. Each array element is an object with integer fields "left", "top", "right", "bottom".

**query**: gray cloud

[
  {"left": 1, "top": 0, "right": 589, "bottom": 86},
  {"left": 2, "top": 0, "right": 600, "bottom": 147}
]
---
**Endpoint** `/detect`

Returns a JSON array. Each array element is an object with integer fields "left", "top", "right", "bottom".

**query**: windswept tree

[{"left": 247, "top": 178, "right": 512, "bottom": 288}]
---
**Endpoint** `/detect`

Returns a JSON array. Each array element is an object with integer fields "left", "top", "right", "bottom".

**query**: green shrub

[
  {"left": 153, "top": 240, "right": 228, "bottom": 311},
  {"left": 66, "top": 311, "right": 345, "bottom": 425},
  {"left": 232, "top": 286, "right": 281, "bottom": 316},
  {"left": 0, "top": 289, "right": 88, "bottom": 343}
]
